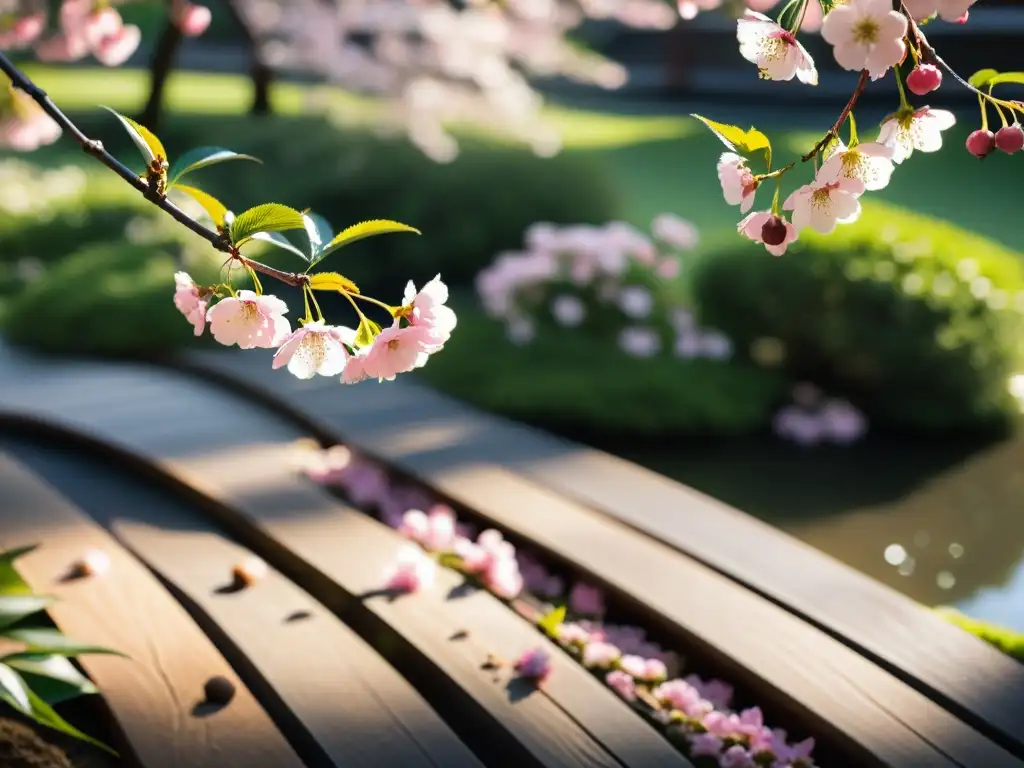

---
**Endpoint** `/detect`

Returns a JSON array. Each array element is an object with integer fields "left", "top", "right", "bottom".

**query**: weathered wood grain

[
  {"left": 0, "top": 348, "right": 690, "bottom": 768},
  {"left": 0, "top": 452, "right": 305, "bottom": 768},
  {"left": 179, "top": 346, "right": 1024, "bottom": 759},
  {"left": 7, "top": 441, "right": 485, "bottom": 768}
]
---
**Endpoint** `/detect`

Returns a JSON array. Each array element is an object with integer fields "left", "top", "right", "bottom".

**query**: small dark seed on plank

[{"left": 204, "top": 675, "right": 236, "bottom": 705}]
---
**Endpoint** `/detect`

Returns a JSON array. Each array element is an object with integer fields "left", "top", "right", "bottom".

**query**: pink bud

[
  {"left": 173, "top": 2, "right": 212, "bottom": 37},
  {"left": 995, "top": 124, "right": 1024, "bottom": 155},
  {"left": 514, "top": 647, "right": 552, "bottom": 682},
  {"left": 955, "top": 10, "right": 969, "bottom": 22},
  {"left": 759, "top": 215, "right": 788, "bottom": 246},
  {"left": 906, "top": 64, "right": 942, "bottom": 96},
  {"left": 966, "top": 129, "right": 995, "bottom": 158}
]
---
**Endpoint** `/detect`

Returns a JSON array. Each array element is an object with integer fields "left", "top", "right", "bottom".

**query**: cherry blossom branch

[
  {"left": 0, "top": 48, "right": 309, "bottom": 289},
  {"left": 800, "top": 69, "right": 870, "bottom": 162}
]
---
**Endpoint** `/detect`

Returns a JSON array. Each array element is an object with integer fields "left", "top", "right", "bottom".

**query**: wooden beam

[
  {"left": 178, "top": 347, "right": 1024, "bottom": 759},
  {"left": 8, "top": 442, "right": 484, "bottom": 768},
  {"left": 0, "top": 453, "right": 305, "bottom": 768}
]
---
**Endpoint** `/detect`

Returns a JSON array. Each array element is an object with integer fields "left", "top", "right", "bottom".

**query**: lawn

[{"left": 13, "top": 65, "right": 1019, "bottom": 253}]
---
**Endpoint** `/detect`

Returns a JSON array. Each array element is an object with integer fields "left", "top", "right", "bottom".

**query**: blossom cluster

[
  {"left": 705, "top": 0, "right": 1020, "bottom": 257},
  {"left": 299, "top": 443, "right": 818, "bottom": 768},
  {"left": 0, "top": 0, "right": 211, "bottom": 150},
  {"left": 174, "top": 271, "right": 456, "bottom": 383},
  {"left": 230, "top": 0, "right": 678, "bottom": 161},
  {"left": 773, "top": 383, "right": 867, "bottom": 446},
  {"left": 476, "top": 216, "right": 734, "bottom": 361}
]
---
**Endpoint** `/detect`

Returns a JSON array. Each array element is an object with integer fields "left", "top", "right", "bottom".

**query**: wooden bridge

[{"left": 2, "top": 341, "right": 1024, "bottom": 767}]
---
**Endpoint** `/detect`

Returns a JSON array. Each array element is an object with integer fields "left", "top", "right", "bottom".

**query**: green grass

[
  {"left": 935, "top": 607, "right": 1024, "bottom": 663},
  {"left": 14, "top": 65, "right": 1018, "bottom": 251}
]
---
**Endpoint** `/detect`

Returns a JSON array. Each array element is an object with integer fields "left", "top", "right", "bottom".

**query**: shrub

[
  {"left": 935, "top": 607, "right": 1024, "bottom": 664},
  {"left": 691, "top": 201, "right": 1024, "bottom": 433}
]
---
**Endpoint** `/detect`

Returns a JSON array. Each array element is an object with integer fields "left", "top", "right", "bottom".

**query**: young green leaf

[
  {"left": 249, "top": 231, "right": 309, "bottom": 261},
  {"left": 692, "top": 114, "right": 773, "bottom": 158},
  {"left": 968, "top": 68, "right": 999, "bottom": 88},
  {"left": 101, "top": 106, "right": 166, "bottom": 167},
  {"left": 314, "top": 219, "right": 421, "bottom": 263},
  {"left": 303, "top": 213, "right": 333, "bottom": 256},
  {"left": 0, "top": 595, "right": 54, "bottom": 630},
  {"left": 988, "top": 72, "right": 1024, "bottom": 87},
  {"left": 230, "top": 203, "right": 307, "bottom": 246},
  {"left": 169, "top": 146, "right": 262, "bottom": 185},
  {"left": 0, "top": 545, "right": 36, "bottom": 596},
  {"left": 16, "top": 673, "right": 116, "bottom": 754},
  {"left": 0, "top": 661, "right": 30, "bottom": 713},
  {"left": 172, "top": 184, "right": 229, "bottom": 229},
  {"left": 2, "top": 654, "right": 98, "bottom": 705},
  {"left": 309, "top": 271, "right": 360, "bottom": 294},
  {"left": 537, "top": 605, "right": 567, "bottom": 637},
  {"left": 3, "top": 628, "right": 127, "bottom": 658},
  {"left": 354, "top": 316, "right": 382, "bottom": 348}
]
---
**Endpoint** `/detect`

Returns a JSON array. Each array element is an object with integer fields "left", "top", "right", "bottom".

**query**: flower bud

[
  {"left": 906, "top": 64, "right": 942, "bottom": 96},
  {"left": 995, "top": 124, "right": 1024, "bottom": 155},
  {"left": 965, "top": 129, "right": 995, "bottom": 158},
  {"left": 760, "top": 215, "right": 789, "bottom": 246}
]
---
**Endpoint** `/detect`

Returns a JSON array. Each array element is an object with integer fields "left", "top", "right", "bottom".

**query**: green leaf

[
  {"left": 169, "top": 146, "right": 261, "bottom": 185},
  {"left": 0, "top": 666, "right": 116, "bottom": 755},
  {"left": 3, "top": 654, "right": 98, "bottom": 705},
  {"left": 0, "top": 545, "right": 36, "bottom": 596},
  {"left": 230, "top": 203, "right": 306, "bottom": 246},
  {"left": 172, "top": 184, "right": 229, "bottom": 229},
  {"left": 692, "top": 114, "right": 772, "bottom": 159},
  {"left": 969, "top": 68, "right": 1000, "bottom": 88},
  {"left": 303, "top": 213, "right": 333, "bottom": 256},
  {"left": 101, "top": 107, "right": 167, "bottom": 167},
  {"left": 0, "top": 595, "right": 54, "bottom": 631},
  {"left": 3, "top": 628, "right": 126, "bottom": 658},
  {"left": 354, "top": 317, "right": 382, "bottom": 349},
  {"left": 308, "top": 271, "right": 360, "bottom": 294},
  {"left": 314, "top": 219, "right": 421, "bottom": 263},
  {"left": 537, "top": 605, "right": 567, "bottom": 637},
  {"left": 249, "top": 232, "right": 309, "bottom": 261},
  {"left": 989, "top": 72, "right": 1024, "bottom": 88}
]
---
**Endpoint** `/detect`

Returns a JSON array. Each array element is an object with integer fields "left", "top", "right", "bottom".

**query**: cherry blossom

[
  {"left": 605, "top": 670, "right": 636, "bottom": 701},
  {"left": 877, "top": 106, "right": 957, "bottom": 164},
  {"left": 0, "top": 83, "right": 61, "bottom": 151},
  {"left": 272, "top": 321, "right": 353, "bottom": 379},
  {"left": 171, "top": 1, "right": 213, "bottom": 37},
  {"left": 582, "top": 641, "right": 621, "bottom": 669},
  {"left": 737, "top": 211, "right": 799, "bottom": 256},
  {"left": 0, "top": 12, "right": 45, "bottom": 49},
  {"left": 717, "top": 153, "right": 758, "bottom": 213},
  {"left": 736, "top": 11, "right": 818, "bottom": 85},
  {"left": 384, "top": 545, "right": 436, "bottom": 593},
  {"left": 820, "top": 0, "right": 907, "bottom": 81},
  {"left": 341, "top": 352, "right": 370, "bottom": 385},
  {"left": 361, "top": 322, "right": 435, "bottom": 381},
  {"left": 817, "top": 139, "right": 895, "bottom": 191},
  {"left": 902, "top": 0, "right": 978, "bottom": 22},
  {"left": 783, "top": 175, "right": 864, "bottom": 235},
  {"left": 206, "top": 291, "right": 291, "bottom": 349},
  {"left": 552, "top": 294, "right": 586, "bottom": 326},
  {"left": 688, "top": 733, "right": 724, "bottom": 758},
  {"left": 514, "top": 647, "right": 552, "bottom": 683},
  {"left": 172, "top": 272, "right": 207, "bottom": 337},
  {"left": 652, "top": 212, "right": 700, "bottom": 250},
  {"left": 569, "top": 582, "right": 606, "bottom": 615},
  {"left": 34, "top": 0, "right": 141, "bottom": 67},
  {"left": 402, "top": 274, "right": 457, "bottom": 349},
  {"left": 398, "top": 506, "right": 458, "bottom": 552}
]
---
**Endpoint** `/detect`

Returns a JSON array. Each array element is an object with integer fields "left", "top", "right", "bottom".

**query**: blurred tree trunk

[
  {"left": 139, "top": 21, "right": 183, "bottom": 130},
  {"left": 226, "top": 0, "right": 274, "bottom": 116}
]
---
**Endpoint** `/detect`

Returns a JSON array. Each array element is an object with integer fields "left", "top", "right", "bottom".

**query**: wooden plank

[
  {"left": 7, "top": 440, "right": 484, "bottom": 768},
  {"left": 0, "top": 350, "right": 690, "bottom": 768},
  {"left": 179, "top": 346, "right": 1024, "bottom": 759},
  {"left": 0, "top": 452, "right": 305, "bottom": 768}
]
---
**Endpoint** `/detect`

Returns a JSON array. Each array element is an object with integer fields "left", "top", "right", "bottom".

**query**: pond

[{"left": 605, "top": 433, "right": 1024, "bottom": 631}]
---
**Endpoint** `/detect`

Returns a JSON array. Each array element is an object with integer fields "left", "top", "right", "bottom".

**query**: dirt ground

[{"left": 0, "top": 706, "right": 122, "bottom": 768}]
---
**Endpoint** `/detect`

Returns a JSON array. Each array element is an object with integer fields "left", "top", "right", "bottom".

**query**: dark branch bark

[
  {"left": 225, "top": 0, "right": 274, "bottom": 116},
  {"left": 139, "top": 20, "right": 184, "bottom": 131}
]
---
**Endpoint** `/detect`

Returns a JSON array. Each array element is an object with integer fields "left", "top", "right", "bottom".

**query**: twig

[
  {"left": 0, "top": 50, "right": 309, "bottom": 289},
  {"left": 801, "top": 69, "right": 870, "bottom": 162}
]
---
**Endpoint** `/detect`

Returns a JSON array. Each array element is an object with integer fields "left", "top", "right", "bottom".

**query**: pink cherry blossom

[
  {"left": 341, "top": 352, "right": 370, "bottom": 385},
  {"left": 0, "top": 13, "right": 46, "bottom": 49},
  {"left": 453, "top": 535, "right": 490, "bottom": 574},
  {"left": 484, "top": 555, "right": 524, "bottom": 599},
  {"left": 678, "top": 0, "right": 723, "bottom": 20},
  {"left": 737, "top": 211, "right": 799, "bottom": 257},
  {"left": 783, "top": 175, "right": 864, "bottom": 235},
  {"left": 605, "top": 670, "right": 636, "bottom": 701},
  {"left": 361, "top": 323, "right": 434, "bottom": 381},
  {"left": 736, "top": 11, "right": 818, "bottom": 85},
  {"left": 514, "top": 647, "right": 552, "bottom": 683},
  {"left": 569, "top": 582, "right": 605, "bottom": 616},
  {"left": 171, "top": 1, "right": 213, "bottom": 37},
  {"left": 820, "top": 399, "right": 867, "bottom": 443},
  {"left": 902, "top": 0, "right": 977, "bottom": 21},
  {"left": 688, "top": 733, "right": 724, "bottom": 758},
  {"left": 554, "top": 622, "right": 591, "bottom": 647},
  {"left": 403, "top": 274, "right": 457, "bottom": 349},
  {"left": 651, "top": 213, "right": 699, "bottom": 250},
  {"left": 384, "top": 545, "right": 436, "bottom": 593},
  {"left": 719, "top": 745, "right": 757, "bottom": 768},
  {"left": 206, "top": 291, "right": 291, "bottom": 349},
  {"left": 272, "top": 321, "right": 353, "bottom": 379},
  {"left": 684, "top": 675, "right": 734, "bottom": 710},
  {"left": 552, "top": 295, "right": 586, "bottom": 326},
  {"left": 173, "top": 272, "right": 207, "bottom": 336},
  {"left": 422, "top": 505, "right": 458, "bottom": 552},
  {"left": 821, "top": 0, "right": 907, "bottom": 80},
  {"left": 94, "top": 23, "right": 141, "bottom": 67},
  {"left": 877, "top": 107, "right": 957, "bottom": 164},
  {"left": 582, "top": 641, "right": 621, "bottom": 669},
  {"left": 652, "top": 678, "right": 714, "bottom": 718},
  {"left": 817, "top": 140, "right": 895, "bottom": 191},
  {"left": 717, "top": 153, "right": 758, "bottom": 213},
  {"left": 398, "top": 509, "right": 430, "bottom": 541}
]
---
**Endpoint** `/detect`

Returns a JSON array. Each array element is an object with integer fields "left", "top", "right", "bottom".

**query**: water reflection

[{"left": 613, "top": 433, "right": 1024, "bottom": 631}]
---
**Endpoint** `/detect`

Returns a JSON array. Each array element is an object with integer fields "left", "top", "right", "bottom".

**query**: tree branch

[{"left": 0, "top": 49, "right": 309, "bottom": 289}]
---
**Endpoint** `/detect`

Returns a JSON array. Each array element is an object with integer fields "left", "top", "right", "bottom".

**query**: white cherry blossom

[
  {"left": 717, "top": 152, "right": 758, "bottom": 213},
  {"left": 737, "top": 11, "right": 818, "bottom": 85},
  {"left": 901, "top": 0, "right": 978, "bottom": 22},
  {"left": 272, "top": 321, "right": 353, "bottom": 379},
  {"left": 820, "top": 0, "right": 907, "bottom": 80},
  {"left": 877, "top": 107, "right": 957, "bottom": 164},
  {"left": 818, "top": 139, "right": 895, "bottom": 190},
  {"left": 783, "top": 176, "right": 865, "bottom": 235},
  {"left": 206, "top": 291, "right": 291, "bottom": 350}
]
